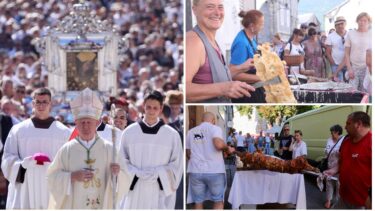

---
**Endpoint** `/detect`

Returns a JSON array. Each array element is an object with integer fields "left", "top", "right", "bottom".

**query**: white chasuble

[
  {"left": 121, "top": 120, "right": 183, "bottom": 209},
  {"left": 1, "top": 119, "right": 71, "bottom": 209},
  {"left": 47, "top": 135, "right": 130, "bottom": 209}
]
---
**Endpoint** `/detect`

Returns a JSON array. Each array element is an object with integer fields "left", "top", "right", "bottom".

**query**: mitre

[{"left": 70, "top": 88, "right": 103, "bottom": 120}]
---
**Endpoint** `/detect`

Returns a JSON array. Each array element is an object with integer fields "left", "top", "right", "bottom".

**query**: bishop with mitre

[{"left": 47, "top": 88, "right": 130, "bottom": 209}]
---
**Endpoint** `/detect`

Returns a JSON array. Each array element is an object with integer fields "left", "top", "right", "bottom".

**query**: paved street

[{"left": 304, "top": 174, "right": 326, "bottom": 209}]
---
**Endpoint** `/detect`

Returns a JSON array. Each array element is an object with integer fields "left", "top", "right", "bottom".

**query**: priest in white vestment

[
  {"left": 121, "top": 90, "right": 183, "bottom": 209},
  {"left": 47, "top": 88, "right": 130, "bottom": 209},
  {"left": 97, "top": 121, "right": 123, "bottom": 151},
  {"left": 1, "top": 88, "right": 71, "bottom": 209}
]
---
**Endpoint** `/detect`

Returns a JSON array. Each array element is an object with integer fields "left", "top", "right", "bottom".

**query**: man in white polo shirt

[
  {"left": 186, "top": 112, "right": 234, "bottom": 209},
  {"left": 326, "top": 16, "right": 348, "bottom": 82}
]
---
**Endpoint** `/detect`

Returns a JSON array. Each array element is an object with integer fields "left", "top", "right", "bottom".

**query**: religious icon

[{"left": 67, "top": 52, "right": 99, "bottom": 90}]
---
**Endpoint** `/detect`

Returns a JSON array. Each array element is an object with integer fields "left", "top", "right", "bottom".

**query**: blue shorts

[
  {"left": 189, "top": 173, "right": 225, "bottom": 203},
  {"left": 331, "top": 64, "right": 346, "bottom": 82}
]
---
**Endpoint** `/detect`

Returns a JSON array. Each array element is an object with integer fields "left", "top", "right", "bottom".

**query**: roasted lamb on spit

[{"left": 237, "top": 151, "right": 320, "bottom": 174}]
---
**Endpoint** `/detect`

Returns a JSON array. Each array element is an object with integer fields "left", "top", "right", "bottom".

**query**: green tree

[
  {"left": 236, "top": 106, "right": 320, "bottom": 126},
  {"left": 236, "top": 106, "right": 254, "bottom": 119},
  {"left": 257, "top": 106, "right": 297, "bottom": 126}
]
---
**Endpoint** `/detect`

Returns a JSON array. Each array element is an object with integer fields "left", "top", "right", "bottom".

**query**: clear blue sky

[{"left": 298, "top": 0, "right": 346, "bottom": 28}]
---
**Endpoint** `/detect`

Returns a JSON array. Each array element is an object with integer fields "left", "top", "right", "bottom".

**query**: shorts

[{"left": 189, "top": 173, "right": 225, "bottom": 203}]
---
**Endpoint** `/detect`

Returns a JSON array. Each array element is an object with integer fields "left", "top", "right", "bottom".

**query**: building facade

[
  {"left": 324, "top": 0, "right": 373, "bottom": 32},
  {"left": 186, "top": 106, "right": 234, "bottom": 140}
]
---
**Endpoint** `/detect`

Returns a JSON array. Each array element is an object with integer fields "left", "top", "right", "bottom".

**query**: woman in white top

[
  {"left": 284, "top": 28, "right": 305, "bottom": 75},
  {"left": 289, "top": 130, "right": 307, "bottom": 159},
  {"left": 323, "top": 124, "right": 344, "bottom": 209},
  {"left": 344, "top": 12, "right": 372, "bottom": 91}
]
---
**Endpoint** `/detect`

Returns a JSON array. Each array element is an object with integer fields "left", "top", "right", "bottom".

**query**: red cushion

[{"left": 33, "top": 153, "right": 51, "bottom": 165}]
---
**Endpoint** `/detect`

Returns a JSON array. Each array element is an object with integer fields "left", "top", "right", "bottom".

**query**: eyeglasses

[
  {"left": 34, "top": 100, "right": 50, "bottom": 106},
  {"left": 17, "top": 90, "right": 25, "bottom": 94},
  {"left": 301, "top": 27, "right": 307, "bottom": 29},
  {"left": 284, "top": 128, "right": 290, "bottom": 131}
]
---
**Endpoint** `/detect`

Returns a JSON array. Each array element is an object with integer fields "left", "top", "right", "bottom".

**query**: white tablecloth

[{"left": 228, "top": 170, "right": 306, "bottom": 209}]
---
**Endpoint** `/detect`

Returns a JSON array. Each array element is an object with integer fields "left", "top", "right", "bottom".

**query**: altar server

[
  {"left": 1, "top": 88, "right": 71, "bottom": 209},
  {"left": 120, "top": 90, "right": 183, "bottom": 209}
]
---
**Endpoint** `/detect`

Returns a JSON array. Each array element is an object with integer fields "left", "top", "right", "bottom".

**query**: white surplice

[
  {"left": 1, "top": 119, "right": 71, "bottom": 209},
  {"left": 120, "top": 121, "right": 183, "bottom": 209},
  {"left": 47, "top": 135, "right": 130, "bottom": 209},
  {"left": 21, "top": 163, "right": 50, "bottom": 209}
]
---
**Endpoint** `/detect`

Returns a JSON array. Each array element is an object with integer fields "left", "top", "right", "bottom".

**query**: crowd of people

[
  {"left": 0, "top": 0, "right": 184, "bottom": 125},
  {"left": 0, "top": 0, "right": 184, "bottom": 209},
  {"left": 0, "top": 87, "right": 183, "bottom": 209},
  {"left": 186, "top": 0, "right": 372, "bottom": 103},
  {"left": 272, "top": 13, "right": 372, "bottom": 97},
  {"left": 224, "top": 125, "right": 308, "bottom": 168},
  {"left": 226, "top": 129, "right": 274, "bottom": 155}
]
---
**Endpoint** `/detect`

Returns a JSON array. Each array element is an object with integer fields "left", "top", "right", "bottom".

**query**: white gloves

[
  {"left": 21, "top": 156, "right": 35, "bottom": 169},
  {"left": 131, "top": 166, "right": 163, "bottom": 181},
  {"left": 136, "top": 169, "right": 158, "bottom": 181}
]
